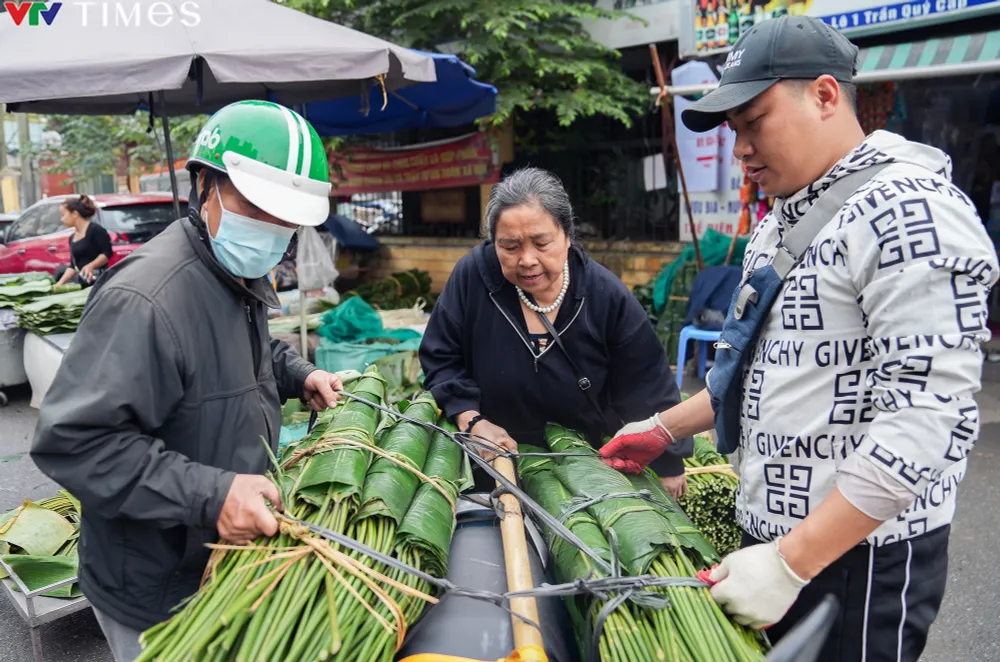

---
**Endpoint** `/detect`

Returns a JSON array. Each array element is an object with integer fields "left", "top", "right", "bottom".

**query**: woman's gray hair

[{"left": 485, "top": 167, "right": 576, "bottom": 241}]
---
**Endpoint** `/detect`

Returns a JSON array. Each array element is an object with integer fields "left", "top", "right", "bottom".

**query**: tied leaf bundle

[
  {"left": 517, "top": 424, "right": 767, "bottom": 662},
  {"left": 15, "top": 288, "right": 89, "bottom": 334},
  {"left": 137, "top": 366, "right": 464, "bottom": 662},
  {"left": 0, "top": 491, "right": 82, "bottom": 599},
  {"left": 343, "top": 269, "right": 434, "bottom": 311},
  {"left": 677, "top": 434, "right": 742, "bottom": 556}
]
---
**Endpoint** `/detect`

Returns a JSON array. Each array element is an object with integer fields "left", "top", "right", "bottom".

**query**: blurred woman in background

[{"left": 55, "top": 195, "right": 113, "bottom": 287}]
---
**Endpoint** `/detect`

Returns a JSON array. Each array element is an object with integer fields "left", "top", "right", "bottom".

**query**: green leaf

[
  {"left": 395, "top": 419, "right": 463, "bottom": 576},
  {"left": 0, "top": 502, "right": 76, "bottom": 557},
  {"left": 550, "top": 433, "right": 677, "bottom": 575},
  {"left": 517, "top": 447, "right": 611, "bottom": 584},
  {"left": 356, "top": 391, "right": 438, "bottom": 524},
  {"left": 2, "top": 555, "right": 80, "bottom": 598},
  {"left": 628, "top": 470, "right": 720, "bottom": 566},
  {"left": 295, "top": 365, "right": 387, "bottom": 506}
]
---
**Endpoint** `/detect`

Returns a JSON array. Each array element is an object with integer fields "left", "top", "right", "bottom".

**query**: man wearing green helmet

[{"left": 31, "top": 101, "right": 343, "bottom": 661}]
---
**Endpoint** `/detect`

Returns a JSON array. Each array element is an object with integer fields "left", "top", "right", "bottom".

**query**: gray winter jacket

[{"left": 31, "top": 214, "right": 316, "bottom": 631}]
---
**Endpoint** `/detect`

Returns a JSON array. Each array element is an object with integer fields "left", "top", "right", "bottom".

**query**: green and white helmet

[{"left": 187, "top": 100, "right": 332, "bottom": 227}]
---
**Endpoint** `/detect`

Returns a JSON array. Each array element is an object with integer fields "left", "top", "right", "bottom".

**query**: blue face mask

[{"left": 207, "top": 188, "right": 295, "bottom": 279}]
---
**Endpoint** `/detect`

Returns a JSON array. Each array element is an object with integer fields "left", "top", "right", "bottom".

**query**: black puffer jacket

[
  {"left": 419, "top": 241, "right": 691, "bottom": 476},
  {"left": 32, "top": 214, "right": 315, "bottom": 631}
]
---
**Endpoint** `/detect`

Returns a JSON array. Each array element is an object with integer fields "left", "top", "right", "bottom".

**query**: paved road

[{"left": 1, "top": 375, "right": 998, "bottom": 661}]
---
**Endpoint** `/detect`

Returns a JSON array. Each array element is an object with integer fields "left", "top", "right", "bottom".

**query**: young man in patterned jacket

[{"left": 599, "top": 15, "right": 999, "bottom": 662}]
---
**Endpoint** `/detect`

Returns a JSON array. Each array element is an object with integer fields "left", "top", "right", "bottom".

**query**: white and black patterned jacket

[{"left": 735, "top": 131, "right": 999, "bottom": 547}]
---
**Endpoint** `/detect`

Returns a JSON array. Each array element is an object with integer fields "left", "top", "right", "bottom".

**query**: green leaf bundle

[
  {"left": 524, "top": 423, "right": 768, "bottom": 662},
  {"left": 136, "top": 374, "right": 461, "bottom": 662},
  {"left": 395, "top": 420, "right": 464, "bottom": 577}
]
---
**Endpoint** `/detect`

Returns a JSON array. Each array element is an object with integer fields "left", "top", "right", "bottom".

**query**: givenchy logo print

[
  {"left": 781, "top": 274, "right": 824, "bottom": 331},
  {"left": 950, "top": 272, "right": 988, "bottom": 333},
  {"left": 745, "top": 369, "right": 765, "bottom": 421},
  {"left": 764, "top": 464, "right": 812, "bottom": 520},
  {"left": 869, "top": 199, "right": 941, "bottom": 269},
  {"left": 944, "top": 405, "right": 978, "bottom": 462},
  {"left": 871, "top": 355, "right": 932, "bottom": 393},
  {"left": 869, "top": 442, "right": 942, "bottom": 487},
  {"left": 830, "top": 368, "right": 876, "bottom": 425}
]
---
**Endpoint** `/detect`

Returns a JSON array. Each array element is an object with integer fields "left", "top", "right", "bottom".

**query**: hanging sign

[
  {"left": 329, "top": 133, "right": 501, "bottom": 196},
  {"left": 681, "top": 0, "right": 1000, "bottom": 57}
]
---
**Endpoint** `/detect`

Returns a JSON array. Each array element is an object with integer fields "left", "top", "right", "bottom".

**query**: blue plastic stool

[{"left": 675, "top": 325, "right": 722, "bottom": 389}]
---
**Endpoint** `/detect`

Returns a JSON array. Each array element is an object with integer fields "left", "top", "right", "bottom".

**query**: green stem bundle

[
  {"left": 137, "top": 368, "right": 462, "bottom": 662},
  {"left": 518, "top": 424, "right": 769, "bottom": 662},
  {"left": 677, "top": 434, "right": 742, "bottom": 556}
]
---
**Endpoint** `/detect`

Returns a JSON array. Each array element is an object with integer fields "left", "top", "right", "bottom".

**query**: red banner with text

[{"left": 329, "top": 133, "right": 501, "bottom": 195}]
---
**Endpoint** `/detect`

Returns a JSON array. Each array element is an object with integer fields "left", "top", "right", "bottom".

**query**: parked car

[
  {"left": 0, "top": 193, "right": 187, "bottom": 275},
  {"left": 0, "top": 213, "right": 17, "bottom": 237}
]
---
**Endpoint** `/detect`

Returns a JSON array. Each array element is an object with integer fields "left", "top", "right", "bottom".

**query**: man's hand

[
  {"left": 468, "top": 420, "right": 517, "bottom": 462},
  {"left": 303, "top": 370, "right": 344, "bottom": 412},
  {"left": 661, "top": 474, "right": 687, "bottom": 499},
  {"left": 706, "top": 538, "right": 809, "bottom": 629},
  {"left": 599, "top": 415, "right": 675, "bottom": 474},
  {"left": 217, "top": 475, "right": 283, "bottom": 544}
]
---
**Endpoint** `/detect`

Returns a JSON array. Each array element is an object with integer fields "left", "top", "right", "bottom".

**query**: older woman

[{"left": 419, "top": 168, "right": 691, "bottom": 496}]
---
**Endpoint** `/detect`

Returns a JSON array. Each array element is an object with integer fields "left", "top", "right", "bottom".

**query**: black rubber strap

[
  {"left": 463, "top": 413, "right": 486, "bottom": 434},
  {"left": 536, "top": 311, "right": 610, "bottom": 422}
]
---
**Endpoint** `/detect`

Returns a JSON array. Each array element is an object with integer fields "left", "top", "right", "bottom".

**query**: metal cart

[{"left": 0, "top": 556, "right": 90, "bottom": 662}]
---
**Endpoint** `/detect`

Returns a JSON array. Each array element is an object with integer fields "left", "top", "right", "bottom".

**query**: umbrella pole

[
  {"left": 158, "top": 92, "right": 182, "bottom": 219},
  {"left": 492, "top": 455, "right": 545, "bottom": 653}
]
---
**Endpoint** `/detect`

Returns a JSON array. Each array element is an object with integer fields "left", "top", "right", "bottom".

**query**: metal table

[{"left": 0, "top": 556, "right": 89, "bottom": 662}]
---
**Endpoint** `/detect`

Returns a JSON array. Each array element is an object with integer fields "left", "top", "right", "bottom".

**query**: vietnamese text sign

[
  {"left": 680, "top": 146, "right": 744, "bottom": 243},
  {"left": 683, "top": 0, "right": 1000, "bottom": 56},
  {"left": 329, "top": 132, "right": 500, "bottom": 196}
]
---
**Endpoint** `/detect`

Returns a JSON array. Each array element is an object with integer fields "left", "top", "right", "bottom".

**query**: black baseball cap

[{"left": 681, "top": 15, "right": 859, "bottom": 133}]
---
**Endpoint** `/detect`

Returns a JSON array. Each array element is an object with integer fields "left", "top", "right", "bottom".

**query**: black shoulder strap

[{"left": 535, "top": 310, "right": 604, "bottom": 414}]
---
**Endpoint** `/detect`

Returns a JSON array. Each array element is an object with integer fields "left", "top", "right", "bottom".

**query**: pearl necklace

[{"left": 517, "top": 260, "right": 570, "bottom": 314}]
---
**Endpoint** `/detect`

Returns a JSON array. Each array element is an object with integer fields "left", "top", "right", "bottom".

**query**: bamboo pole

[
  {"left": 493, "top": 456, "right": 545, "bottom": 651},
  {"left": 650, "top": 45, "right": 705, "bottom": 271}
]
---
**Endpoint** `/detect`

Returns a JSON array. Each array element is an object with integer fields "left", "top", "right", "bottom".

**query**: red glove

[{"left": 599, "top": 415, "right": 675, "bottom": 474}]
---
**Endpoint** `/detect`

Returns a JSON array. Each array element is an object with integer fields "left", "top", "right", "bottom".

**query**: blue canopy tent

[
  {"left": 322, "top": 214, "right": 381, "bottom": 252},
  {"left": 299, "top": 51, "right": 497, "bottom": 136}
]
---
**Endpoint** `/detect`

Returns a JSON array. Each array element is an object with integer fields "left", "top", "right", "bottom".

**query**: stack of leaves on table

[
  {"left": 518, "top": 424, "right": 767, "bottom": 662},
  {"left": 16, "top": 288, "right": 90, "bottom": 334},
  {"left": 137, "top": 365, "right": 469, "bottom": 662},
  {"left": 0, "top": 491, "right": 82, "bottom": 599},
  {"left": 677, "top": 434, "right": 742, "bottom": 556},
  {"left": 0, "top": 275, "right": 80, "bottom": 310}
]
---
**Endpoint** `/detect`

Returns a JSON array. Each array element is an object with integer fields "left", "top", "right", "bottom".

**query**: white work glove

[{"left": 706, "top": 538, "right": 809, "bottom": 629}]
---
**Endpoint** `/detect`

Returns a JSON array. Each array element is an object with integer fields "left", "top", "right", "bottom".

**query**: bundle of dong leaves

[
  {"left": 138, "top": 365, "right": 469, "bottom": 662},
  {"left": 0, "top": 491, "right": 82, "bottom": 599},
  {"left": 518, "top": 424, "right": 767, "bottom": 662},
  {"left": 0, "top": 272, "right": 81, "bottom": 310},
  {"left": 678, "top": 434, "right": 742, "bottom": 556},
  {"left": 342, "top": 269, "right": 434, "bottom": 311},
  {"left": 15, "top": 288, "right": 90, "bottom": 334}
]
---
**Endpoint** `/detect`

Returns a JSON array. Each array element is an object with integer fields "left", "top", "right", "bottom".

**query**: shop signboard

[
  {"left": 680, "top": 0, "right": 1000, "bottom": 57},
  {"left": 329, "top": 133, "right": 501, "bottom": 196}
]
